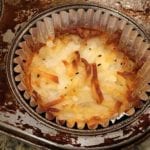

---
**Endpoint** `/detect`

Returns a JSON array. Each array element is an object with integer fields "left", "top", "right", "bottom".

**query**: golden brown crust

[
  {"left": 22, "top": 28, "right": 141, "bottom": 129},
  {"left": 56, "top": 27, "right": 102, "bottom": 39}
]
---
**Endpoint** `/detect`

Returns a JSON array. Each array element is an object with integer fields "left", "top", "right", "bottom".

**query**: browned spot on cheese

[
  {"left": 32, "top": 68, "right": 59, "bottom": 84},
  {"left": 117, "top": 71, "right": 135, "bottom": 80},
  {"left": 81, "top": 58, "right": 91, "bottom": 77},
  {"left": 91, "top": 63, "right": 104, "bottom": 104},
  {"left": 43, "top": 97, "right": 64, "bottom": 110}
]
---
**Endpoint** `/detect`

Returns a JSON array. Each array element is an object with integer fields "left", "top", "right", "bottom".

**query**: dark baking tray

[{"left": 0, "top": 0, "right": 149, "bottom": 149}]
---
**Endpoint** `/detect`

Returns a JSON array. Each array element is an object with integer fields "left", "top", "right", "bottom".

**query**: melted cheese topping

[{"left": 28, "top": 33, "right": 136, "bottom": 126}]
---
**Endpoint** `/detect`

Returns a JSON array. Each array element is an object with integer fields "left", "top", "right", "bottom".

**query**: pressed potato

[{"left": 23, "top": 28, "right": 140, "bottom": 129}]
